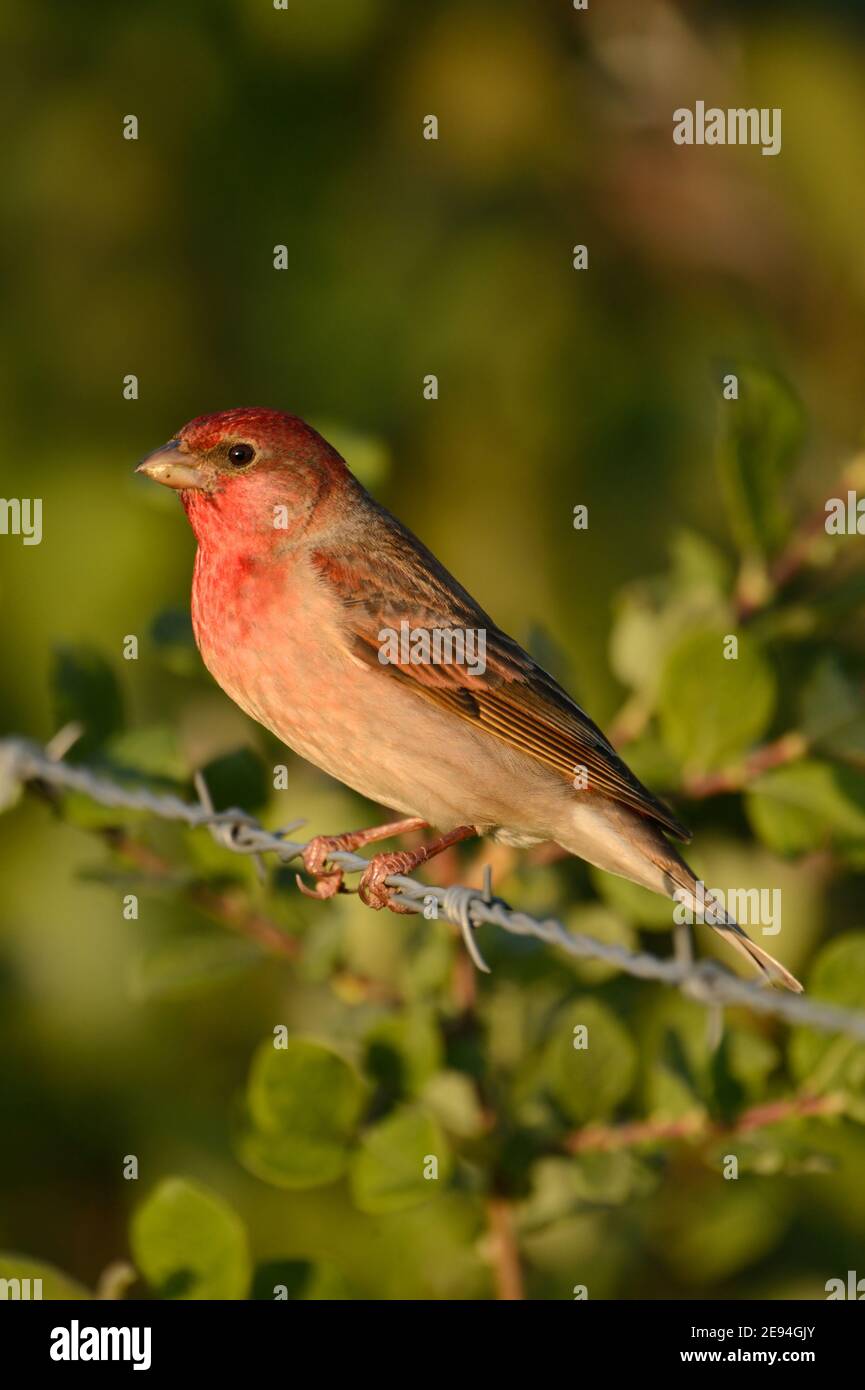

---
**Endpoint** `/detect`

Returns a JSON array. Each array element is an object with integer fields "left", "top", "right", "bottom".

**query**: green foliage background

[{"left": 2, "top": 0, "right": 865, "bottom": 1300}]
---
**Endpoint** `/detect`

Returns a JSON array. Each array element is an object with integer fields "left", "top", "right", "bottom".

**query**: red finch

[{"left": 137, "top": 408, "right": 802, "bottom": 992}]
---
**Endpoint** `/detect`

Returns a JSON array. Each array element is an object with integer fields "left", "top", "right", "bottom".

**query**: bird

[{"left": 137, "top": 407, "right": 802, "bottom": 992}]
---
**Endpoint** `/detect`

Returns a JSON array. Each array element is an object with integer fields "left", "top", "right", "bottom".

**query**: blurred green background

[{"left": 2, "top": 0, "right": 865, "bottom": 1300}]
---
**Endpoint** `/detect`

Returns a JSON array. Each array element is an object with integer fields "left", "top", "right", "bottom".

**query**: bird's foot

[
  {"left": 295, "top": 834, "right": 354, "bottom": 900},
  {"left": 357, "top": 825, "right": 477, "bottom": 913},
  {"left": 295, "top": 818, "right": 429, "bottom": 902},
  {"left": 357, "top": 850, "right": 420, "bottom": 913}
]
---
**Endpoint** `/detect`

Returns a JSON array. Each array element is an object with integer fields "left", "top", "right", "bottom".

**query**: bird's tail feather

[
  {"left": 664, "top": 862, "right": 803, "bottom": 994},
  {"left": 706, "top": 914, "right": 803, "bottom": 993},
  {"left": 555, "top": 803, "right": 803, "bottom": 993}
]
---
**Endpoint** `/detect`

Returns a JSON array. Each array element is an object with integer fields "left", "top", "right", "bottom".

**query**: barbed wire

[{"left": 3, "top": 735, "right": 865, "bottom": 1040}]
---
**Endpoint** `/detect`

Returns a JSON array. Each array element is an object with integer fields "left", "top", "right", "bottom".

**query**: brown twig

[
  {"left": 103, "top": 827, "right": 300, "bottom": 959},
  {"left": 735, "top": 453, "right": 865, "bottom": 621},
  {"left": 564, "top": 1091, "right": 845, "bottom": 1155},
  {"left": 683, "top": 730, "right": 809, "bottom": 799},
  {"left": 486, "top": 1196, "right": 525, "bottom": 1300},
  {"left": 104, "top": 827, "right": 412, "bottom": 1002}
]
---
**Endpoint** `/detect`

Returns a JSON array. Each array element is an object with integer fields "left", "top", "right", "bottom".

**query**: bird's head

[{"left": 136, "top": 408, "right": 356, "bottom": 543}]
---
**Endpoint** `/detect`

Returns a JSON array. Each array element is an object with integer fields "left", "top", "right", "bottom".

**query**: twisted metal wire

[{"left": 3, "top": 736, "right": 865, "bottom": 1040}]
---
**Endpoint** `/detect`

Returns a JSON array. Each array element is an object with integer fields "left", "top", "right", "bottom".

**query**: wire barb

[
  {"left": 442, "top": 885, "right": 492, "bottom": 973},
  {"left": 3, "top": 736, "right": 865, "bottom": 1041}
]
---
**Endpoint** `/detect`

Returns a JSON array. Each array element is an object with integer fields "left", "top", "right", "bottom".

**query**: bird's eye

[{"left": 228, "top": 443, "right": 255, "bottom": 467}]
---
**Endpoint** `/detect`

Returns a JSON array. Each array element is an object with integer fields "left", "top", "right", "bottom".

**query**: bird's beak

[{"left": 136, "top": 440, "right": 206, "bottom": 491}]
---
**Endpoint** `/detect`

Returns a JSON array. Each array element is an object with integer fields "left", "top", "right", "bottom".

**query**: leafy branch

[{"left": 564, "top": 1091, "right": 845, "bottom": 1155}]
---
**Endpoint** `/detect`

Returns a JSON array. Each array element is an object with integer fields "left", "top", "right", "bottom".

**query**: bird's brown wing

[{"left": 310, "top": 509, "right": 690, "bottom": 842}]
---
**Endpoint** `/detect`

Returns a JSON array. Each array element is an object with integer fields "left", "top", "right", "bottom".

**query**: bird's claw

[
  {"left": 357, "top": 851, "right": 418, "bottom": 913},
  {"left": 294, "top": 835, "right": 350, "bottom": 900},
  {"left": 295, "top": 870, "right": 344, "bottom": 900}
]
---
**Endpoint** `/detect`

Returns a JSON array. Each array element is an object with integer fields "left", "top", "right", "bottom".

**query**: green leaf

[
  {"left": 650, "top": 1175, "right": 790, "bottom": 1284},
  {"left": 420, "top": 1070, "right": 486, "bottom": 1138},
  {"left": 363, "top": 1008, "right": 443, "bottom": 1096},
  {"left": 199, "top": 747, "right": 270, "bottom": 813},
  {"left": 541, "top": 998, "right": 637, "bottom": 1125},
  {"left": 799, "top": 659, "right": 865, "bottom": 764},
  {"left": 725, "top": 1030, "right": 779, "bottom": 1101},
  {"left": 641, "top": 993, "right": 710, "bottom": 1117},
  {"left": 789, "top": 933, "right": 865, "bottom": 1095},
  {"left": 746, "top": 761, "right": 865, "bottom": 855},
  {"left": 521, "top": 1155, "right": 657, "bottom": 1230},
  {"left": 708, "top": 1032, "right": 746, "bottom": 1124},
  {"left": 653, "top": 1026, "right": 704, "bottom": 1117},
  {"left": 236, "top": 1129, "right": 342, "bottom": 1191},
  {"left": 130, "top": 1178, "right": 251, "bottom": 1300},
  {"left": 715, "top": 366, "right": 805, "bottom": 556},
  {"left": 704, "top": 1131, "right": 836, "bottom": 1179},
  {"left": 151, "top": 606, "right": 199, "bottom": 677},
  {"left": 51, "top": 644, "right": 123, "bottom": 754},
  {"left": 642, "top": 989, "right": 775, "bottom": 1118},
  {"left": 608, "top": 586, "right": 668, "bottom": 696},
  {"left": 251, "top": 1259, "right": 360, "bottom": 1301},
  {"left": 239, "top": 1038, "right": 365, "bottom": 1189},
  {"left": 0, "top": 1254, "right": 91, "bottom": 1300},
  {"left": 608, "top": 542, "right": 730, "bottom": 701},
  {"left": 350, "top": 1105, "right": 450, "bottom": 1214},
  {"left": 559, "top": 904, "right": 638, "bottom": 982},
  {"left": 668, "top": 529, "right": 733, "bottom": 596},
  {"left": 619, "top": 733, "right": 684, "bottom": 795},
  {"left": 658, "top": 627, "right": 776, "bottom": 772},
  {"left": 103, "top": 724, "right": 188, "bottom": 783}
]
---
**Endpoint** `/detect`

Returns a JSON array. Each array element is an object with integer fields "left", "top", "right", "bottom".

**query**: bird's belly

[{"left": 191, "top": 559, "right": 563, "bottom": 835}]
